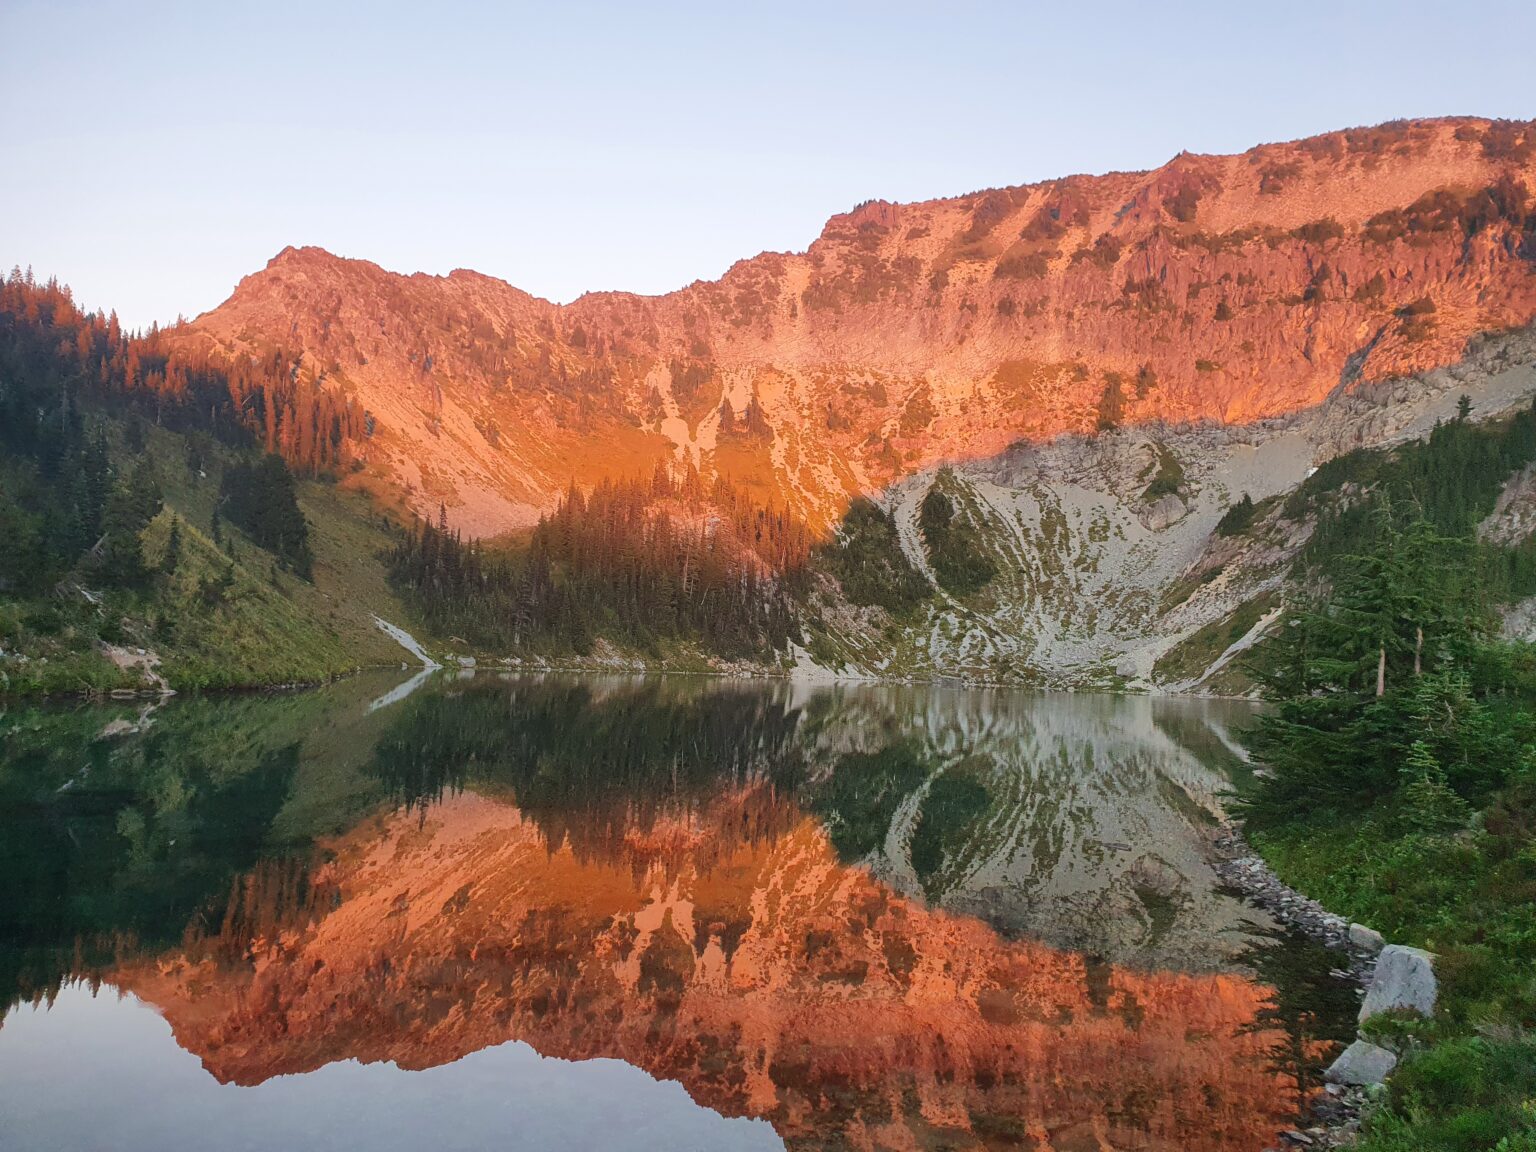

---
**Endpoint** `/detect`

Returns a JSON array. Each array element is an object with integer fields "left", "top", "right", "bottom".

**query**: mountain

[
  {"left": 801, "top": 322, "right": 1536, "bottom": 687},
  {"left": 6, "top": 116, "right": 1536, "bottom": 694},
  {"left": 176, "top": 117, "right": 1536, "bottom": 535}
]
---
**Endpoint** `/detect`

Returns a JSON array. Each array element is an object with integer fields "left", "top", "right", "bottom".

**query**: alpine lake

[{"left": 0, "top": 671, "right": 1358, "bottom": 1151}]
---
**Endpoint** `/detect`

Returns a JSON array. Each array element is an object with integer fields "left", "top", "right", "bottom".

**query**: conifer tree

[
  {"left": 95, "top": 460, "right": 162, "bottom": 588},
  {"left": 162, "top": 516, "right": 182, "bottom": 575}
]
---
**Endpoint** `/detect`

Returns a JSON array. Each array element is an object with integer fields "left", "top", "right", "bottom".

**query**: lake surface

[{"left": 0, "top": 672, "right": 1356, "bottom": 1151}]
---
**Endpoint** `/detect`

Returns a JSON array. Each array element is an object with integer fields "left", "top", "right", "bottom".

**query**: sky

[{"left": 3, "top": 0, "right": 1533, "bottom": 330}]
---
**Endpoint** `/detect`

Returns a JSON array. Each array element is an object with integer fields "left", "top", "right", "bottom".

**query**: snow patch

[{"left": 372, "top": 616, "right": 441, "bottom": 668}]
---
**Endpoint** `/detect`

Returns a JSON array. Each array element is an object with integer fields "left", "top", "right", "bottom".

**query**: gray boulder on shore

[
  {"left": 1326, "top": 1039, "right": 1399, "bottom": 1086},
  {"left": 1359, "top": 944, "right": 1437, "bottom": 1023},
  {"left": 1348, "top": 922, "right": 1385, "bottom": 953}
]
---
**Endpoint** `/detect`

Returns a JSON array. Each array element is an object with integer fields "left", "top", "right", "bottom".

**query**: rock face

[
  {"left": 1359, "top": 944, "right": 1438, "bottom": 1022},
  {"left": 1325, "top": 1040, "right": 1399, "bottom": 1087},
  {"left": 1348, "top": 923, "right": 1386, "bottom": 954},
  {"left": 806, "top": 324, "right": 1536, "bottom": 686},
  {"left": 176, "top": 117, "right": 1536, "bottom": 535}
]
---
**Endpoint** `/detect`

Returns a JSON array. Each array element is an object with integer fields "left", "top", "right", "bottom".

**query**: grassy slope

[
  {"left": 1253, "top": 808, "right": 1536, "bottom": 1151},
  {"left": 0, "top": 424, "right": 417, "bottom": 695},
  {"left": 1151, "top": 589, "right": 1277, "bottom": 691}
]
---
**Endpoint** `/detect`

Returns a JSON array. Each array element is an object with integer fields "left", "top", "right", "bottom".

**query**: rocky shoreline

[{"left": 1211, "top": 825, "right": 1381, "bottom": 1151}]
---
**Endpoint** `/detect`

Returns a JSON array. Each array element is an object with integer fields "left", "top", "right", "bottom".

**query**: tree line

[
  {"left": 1, "top": 269, "right": 316, "bottom": 595},
  {"left": 1245, "top": 397, "right": 1536, "bottom": 823},
  {"left": 1, "top": 268, "right": 368, "bottom": 479},
  {"left": 387, "top": 466, "right": 812, "bottom": 658},
  {"left": 1238, "top": 398, "right": 1536, "bottom": 1147}
]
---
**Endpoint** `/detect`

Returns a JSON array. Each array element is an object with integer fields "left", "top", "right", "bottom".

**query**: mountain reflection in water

[{"left": 0, "top": 673, "right": 1356, "bottom": 1151}]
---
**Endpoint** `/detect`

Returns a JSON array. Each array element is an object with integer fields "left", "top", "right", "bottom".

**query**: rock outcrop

[
  {"left": 806, "top": 323, "right": 1536, "bottom": 686},
  {"left": 1347, "top": 923, "right": 1386, "bottom": 954},
  {"left": 1358, "top": 944, "right": 1438, "bottom": 1023},
  {"left": 1321, "top": 944, "right": 1438, "bottom": 1090},
  {"left": 1325, "top": 1040, "right": 1399, "bottom": 1087}
]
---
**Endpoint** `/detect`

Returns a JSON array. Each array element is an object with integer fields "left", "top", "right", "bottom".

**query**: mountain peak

[
  {"left": 182, "top": 116, "right": 1536, "bottom": 535},
  {"left": 265, "top": 244, "right": 342, "bottom": 269}
]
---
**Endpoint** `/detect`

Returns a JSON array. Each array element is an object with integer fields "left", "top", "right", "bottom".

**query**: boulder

[
  {"left": 1140, "top": 493, "right": 1188, "bottom": 531},
  {"left": 1325, "top": 1039, "right": 1398, "bottom": 1086},
  {"left": 1359, "top": 944, "right": 1436, "bottom": 1023},
  {"left": 1348, "top": 923, "right": 1385, "bottom": 953}
]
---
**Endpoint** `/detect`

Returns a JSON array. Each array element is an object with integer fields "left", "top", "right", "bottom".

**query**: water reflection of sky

[{"left": 0, "top": 985, "right": 780, "bottom": 1152}]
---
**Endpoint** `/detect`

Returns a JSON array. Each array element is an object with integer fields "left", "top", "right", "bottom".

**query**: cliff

[{"left": 178, "top": 117, "right": 1536, "bottom": 534}]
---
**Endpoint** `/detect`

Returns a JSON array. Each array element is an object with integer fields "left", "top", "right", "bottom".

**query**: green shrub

[
  {"left": 815, "top": 499, "right": 932, "bottom": 615},
  {"left": 1292, "top": 217, "right": 1346, "bottom": 244},
  {"left": 1096, "top": 374, "right": 1126, "bottom": 432},
  {"left": 1359, "top": 1036, "right": 1536, "bottom": 1152},
  {"left": 1140, "top": 444, "right": 1185, "bottom": 501},
  {"left": 1216, "top": 493, "right": 1256, "bottom": 536},
  {"left": 918, "top": 481, "right": 996, "bottom": 597},
  {"left": 994, "top": 251, "right": 1050, "bottom": 280}
]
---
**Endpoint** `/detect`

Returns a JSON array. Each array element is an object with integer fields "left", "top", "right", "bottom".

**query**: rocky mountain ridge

[{"left": 177, "top": 117, "right": 1536, "bottom": 535}]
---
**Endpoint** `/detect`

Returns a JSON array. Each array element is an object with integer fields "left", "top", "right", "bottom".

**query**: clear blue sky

[{"left": 4, "top": 0, "right": 1532, "bottom": 329}]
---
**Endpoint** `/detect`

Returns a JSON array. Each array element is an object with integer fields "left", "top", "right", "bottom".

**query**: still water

[{"left": 0, "top": 672, "right": 1355, "bottom": 1151}]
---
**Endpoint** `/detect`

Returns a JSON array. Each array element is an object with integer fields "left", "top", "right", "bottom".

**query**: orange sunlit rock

[{"left": 173, "top": 117, "right": 1536, "bottom": 534}]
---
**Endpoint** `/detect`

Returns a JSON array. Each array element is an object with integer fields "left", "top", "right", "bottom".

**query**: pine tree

[
  {"left": 1240, "top": 501, "right": 1499, "bottom": 825},
  {"left": 1400, "top": 737, "right": 1472, "bottom": 832},
  {"left": 162, "top": 516, "right": 182, "bottom": 575},
  {"left": 93, "top": 460, "right": 162, "bottom": 588}
]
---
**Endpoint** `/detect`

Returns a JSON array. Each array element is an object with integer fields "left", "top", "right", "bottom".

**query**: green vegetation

[
  {"left": 1241, "top": 459, "right": 1536, "bottom": 1148},
  {"left": 220, "top": 455, "right": 314, "bottom": 578},
  {"left": 3, "top": 483, "right": 405, "bottom": 696},
  {"left": 369, "top": 678, "right": 807, "bottom": 834},
  {"left": 1095, "top": 372, "right": 1126, "bottom": 431},
  {"left": 387, "top": 470, "right": 808, "bottom": 660},
  {"left": 1, "top": 269, "right": 401, "bottom": 695},
  {"left": 0, "top": 678, "right": 401, "bottom": 1011},
  {"left": 813, "top": 498, "right": 931, "bottom": 616},
  {"left": 1362, "top": 179, "right": 1533, "bottom": 250},
  {"left": 994, "top": 251, "right": 1050, "bottom": 281},
  {"left": 1164, "top": 181, "right": 1202, "bottom": 222},
  {"left": 0, "top": 414, "right": 407, "bottom": 695},
  {"left": 1152, "top": 591, "right": 1276, "bottom": 686},
  {"left": 910, "top": 768, "right": 990, "bottom": 898},
  {"left": 1355, "top": 272, "right": 1388, "bottom": 302},
  {"left": 1295, "top": 398, "right": 1536, "bottom": 604},
  {"left": 918, "top": 476, "right": 996, "bottom": 597},
  {"left": 1140, "top": 443, "right": 1185, "bottom": 502},
  {"left": 1216, "top": 493, "right": 1257, "bottom": 536},
  {"left": 805, "top": 740, "right": 930, "bottom": 861},
  {"left": 1351, "top": 1035, "right": 1536, "bottom": 1151},
  {"left": 1291, "top": 217, "right": 1347, "bottom": 245}
]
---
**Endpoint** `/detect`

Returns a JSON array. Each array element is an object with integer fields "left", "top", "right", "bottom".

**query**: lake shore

[{"left": 1212, "top": 823, "right": 1380, "bottom": 1152}]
